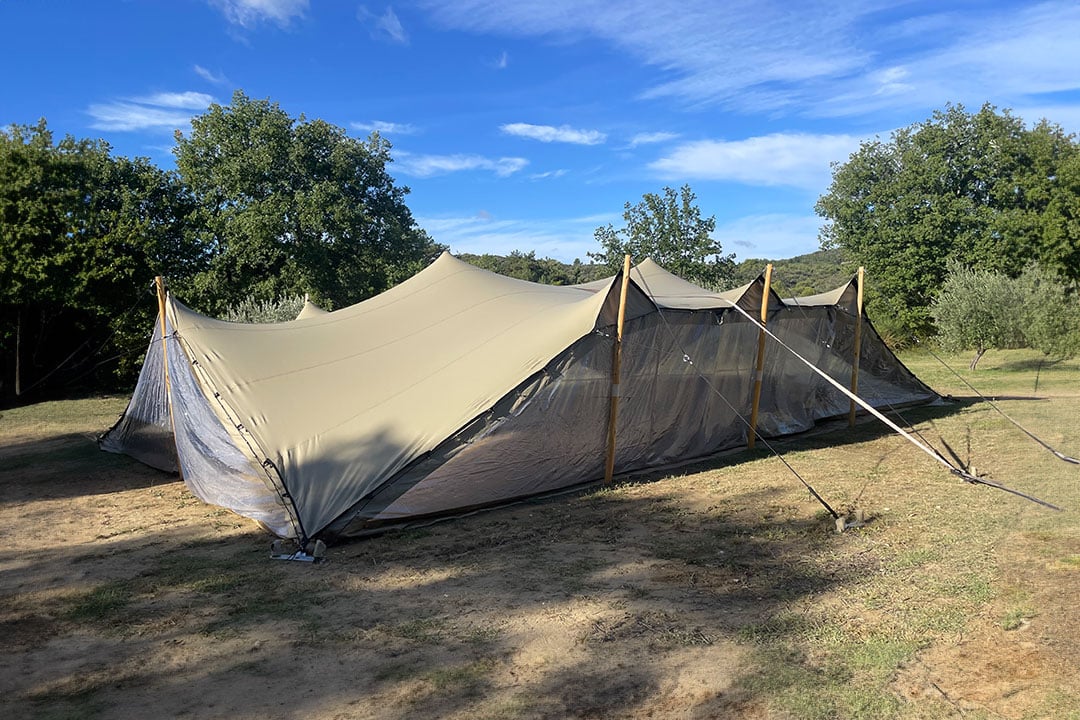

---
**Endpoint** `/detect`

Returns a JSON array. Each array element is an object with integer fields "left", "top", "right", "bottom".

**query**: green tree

[
  {"left": 174, "top": 90, "right": 442, "bottom": 313},
  {"left": 816, "top": 104, "right": 1080, "bottom": 337},
  {"left": 1017, "top": 264, "right": 1080, "bottom": 359},
  {"left": 1, "top": 120, "right": 194, "bottom": 396},
  {"left": 459, "top": 250, "right": 605, "bottom": 285},
  {"left": 590, "top": 185, "right": 735, "bottom": 290},
  {"left": 931, "top": 260, "right": 1026, "bottom": 369}
]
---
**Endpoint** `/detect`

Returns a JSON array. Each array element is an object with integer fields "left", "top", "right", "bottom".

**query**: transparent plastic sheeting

[
  {"left": 99, "top": 321, "right": 177, "bottom": 472},
  {"left": 101, "top": 316, "right": 297, "bottom": 538},
  {"left": 333, "top": 306, "right": 934, "bottom": 535}
]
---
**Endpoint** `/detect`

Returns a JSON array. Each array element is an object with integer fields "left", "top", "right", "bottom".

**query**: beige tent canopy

[{"left": 101, "top": 252, "right": 936, "bottom": 542}]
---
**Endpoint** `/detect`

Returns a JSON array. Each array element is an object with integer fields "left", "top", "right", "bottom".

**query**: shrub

[{"left": 221, "top": 294, "right": 305, "bottom": 324}]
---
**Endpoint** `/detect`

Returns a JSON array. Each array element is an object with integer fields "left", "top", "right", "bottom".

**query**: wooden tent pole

[
  {"left": 14, "top": 308, "right": 21, "bottom": 397},
  {"left": 155, "top": 276, "right": 182, "bottom": 476},
  {"left": 747, "top": 264, "right": 773, "bottom": 449},
  {"left": 603, "top": 254, "right": 633, "bottom": 484},
  {"left": 848, "top": 266, "right": 865, "bottom": 428}
]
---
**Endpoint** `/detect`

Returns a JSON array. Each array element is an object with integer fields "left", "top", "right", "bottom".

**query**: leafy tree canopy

[
  {"left": 590, "top": 185, "right": 735, "bottom": 290},
  {"left": 1, "top": 119, "right": 195, "bottom": 394},
  {"left": 174, "top": 90, "right": 443, "bottom": 313},
  {"left": 816, "top": 103, "right": 1080, "bottom": 337},
  {"left": 931, "top": 260, "right": 1080, "bottom": 369}
]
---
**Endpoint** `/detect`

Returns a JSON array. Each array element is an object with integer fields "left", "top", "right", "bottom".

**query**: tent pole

[
  {"left": 848, "top": 266, "right": 865, "bottom": 427},
  {"left": 14, "top": 307, "right": 21, "bottom": 397},
  {"left": 156, "top": 276, "right": 182, "bottom": 477},
  {"left": 747, "top": 264, "right": 773, "bottom": 449},
  {"left": 603, "top": 254, "right": 632, "bottom": 484}
]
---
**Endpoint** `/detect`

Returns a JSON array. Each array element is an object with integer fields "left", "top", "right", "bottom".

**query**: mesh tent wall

[{"left": 101, "top": 253, "right": 936, "bottom": 541}]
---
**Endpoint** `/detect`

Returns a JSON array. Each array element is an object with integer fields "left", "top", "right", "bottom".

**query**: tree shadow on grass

[
  {"left": 0, "top": 432, "right": 172, "bottom": 504},
  {"left": 995, "top": 357, "right": 1063, "bottom": 373},
  {"left": 2, "top": 468, "right": 869, "bottom": 720}
]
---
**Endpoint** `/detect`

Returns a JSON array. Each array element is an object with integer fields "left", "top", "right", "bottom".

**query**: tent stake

[
  {"left": 155, "top": 276, "right": 182, "bottom": 478},
  {"left": 603, "top": 254, "right": 632, "bottom": 484},
  {"left": 848, "top": 266, "right": 865, "bottom": 427},
  {"left": 747, "top": 264, "right": 773, "bottom": 449}
]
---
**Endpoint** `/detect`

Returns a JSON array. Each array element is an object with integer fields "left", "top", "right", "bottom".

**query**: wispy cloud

[
  {"left": 394, "top": 152, "right": 528, "bottom": 177},
  {"left": 420, "top": 1, "right": 866, "bottom": 113},
  {"left": 211, "top": 0, "right": 308, "bottom": 28},
  {"left": 132, "top": 92, "right": 217, "bottom": 109},
  {"left": 194, "top": 65, "right": 230, "bottom": 85},
  {"left": 628, "top": 131, "right": 679, "bottom": 147},
  {"left": 378, "top": 7, "right": 408, "bottom": 43},
  {"left": 418, "top": 1, "right": 1080, "bottom": 118},
  {"left": 495, "top": 51, "right": 509, "bottom": 69},
  {"left": 418, "top": 212, "right": 608, "bottom": 260},
  {"left": 87, "top": 92, "right": 218, "bottom": 132},
  {"left": 358, "top": 6, "right": 409, "bottom": 44},
  {"left": 529, "top": 169, "right": 568, "bottom": 180},
  {"left": 501, "top": 123, "right": 606, "bottom": 145},
  {"left": 351, "top": 120, "right": 420, "bottom": 135},
  {"left": 650, "top": 132, "right": 863, "bottom": 190}
]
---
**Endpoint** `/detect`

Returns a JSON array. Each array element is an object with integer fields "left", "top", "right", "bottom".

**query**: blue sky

[{"left": 4, "top": 1, "right": 1080, "bottom": 263}]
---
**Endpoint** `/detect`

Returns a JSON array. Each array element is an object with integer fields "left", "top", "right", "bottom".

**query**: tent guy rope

[
  {"left": 915, "top": 339, "right": 1079, "bottom": 465},
  {"left": 723, "top": 300, "right": 1062, "bottom": 510}
]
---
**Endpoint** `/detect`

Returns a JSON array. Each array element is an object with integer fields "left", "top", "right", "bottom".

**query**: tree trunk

[{"left": 969, "top": 347, "right": 986, "bottom": 371}]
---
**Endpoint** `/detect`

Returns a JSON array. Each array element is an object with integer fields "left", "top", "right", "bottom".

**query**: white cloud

[
  {"left": 394, "top": 152, "right": 528, "bottom": 177},
  {"left": 418, "top": 1, "right": 1080, "bottom": 119},
  {"left": 132, "top": 92, "right": 217, "bottom": 110},
  {"left": 628, "top": 131, "right": 679, "bottom": 147},
  {"left": 495, "top": 51, "right": 509, "bottom": 69},
  {"left": 650, "top": 132, "right": 863, "bottom": 190},
  {"left": 212, "top": 0, "right": 308, "bottom": 28},
  {"left": 87, "top": 92, "right": 218, "bottom": 132},
  {"left": 871, "top": 66, "right": 913, "bottom": 97},
  {"left": 87, "top": 103, "right": 194, "bottom": 132},
  {"left": 359, "top": 6, "right": 409, "bottom": 43},
  {"left": 351, "top": 120, "right": 420, "bottom": 135},
  {"left": 420, "top": 0, "right": 867, "bottom": 113},
  {"left": 194, "top": 65, "right": 229, "bottom": 85},
  {"left": 418, "top": 212, "right": 607, "bottom": 261},
  {"left": 529, "top": 169, "right": 568, "bottom": 180},
  {"left": 500, "top": 123, "right": 606, "bottom": 145},
  {"left": 711, "top": 214, "right": 825, "bottom": 261},
  {"left": 377, "top": 7, "right": 408, "bottom": 44}
]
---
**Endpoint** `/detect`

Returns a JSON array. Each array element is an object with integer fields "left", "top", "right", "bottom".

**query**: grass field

[{"left": 1, "top": 348, "right": 1077, "bottom": 719}]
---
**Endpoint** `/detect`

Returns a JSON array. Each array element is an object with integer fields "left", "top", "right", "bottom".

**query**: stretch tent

[{"left": 101, "top": 252, "right": 936, "bottom": 542}]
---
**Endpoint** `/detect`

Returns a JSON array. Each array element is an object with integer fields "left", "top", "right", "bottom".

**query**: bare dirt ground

[{"left": 1, "top": 381, "right": 1078, "bottom": 719}]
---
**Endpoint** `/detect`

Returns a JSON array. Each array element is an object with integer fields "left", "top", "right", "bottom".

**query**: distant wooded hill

[
  {"left": 461, "top": 248, "right": 849, "bottom": 296},
  {"left": 732, "top": 248, "right": 850, "bottom": 297}
]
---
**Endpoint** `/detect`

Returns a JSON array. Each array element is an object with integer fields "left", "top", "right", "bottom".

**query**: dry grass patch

[{"left": 1, "top": 349, "right": 1078, "bottom": 718}]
